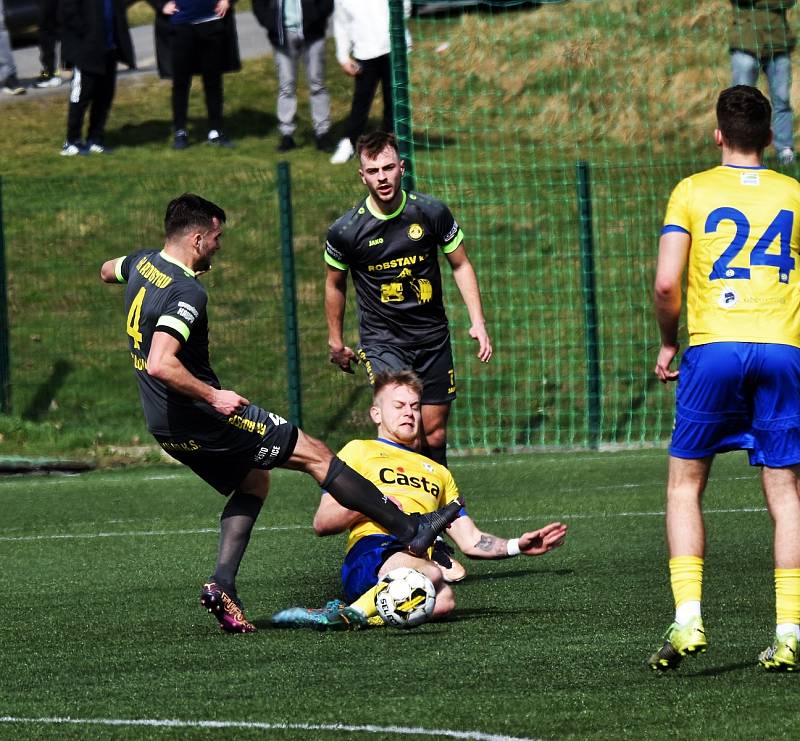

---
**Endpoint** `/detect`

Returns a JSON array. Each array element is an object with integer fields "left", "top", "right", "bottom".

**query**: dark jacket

[
  {"left": 60, "top": 0, "right": 135, "bottom": 74},
  {"left": 730, "top": 0, "right": 797, "bottom": 56},
  {"left": 145, "top": 1, "right": 241, "bottom": 79},
  {"left": 252, "top": 0, "right": 333, "bottom": 47}
]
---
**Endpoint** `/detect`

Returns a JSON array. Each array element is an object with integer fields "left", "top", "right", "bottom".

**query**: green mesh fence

[
  {"left": 385, "top": 0, "right": 798, "bottom": 451},
  {"left": 0, "top": 0, "right": 796, "bottom": 456}
]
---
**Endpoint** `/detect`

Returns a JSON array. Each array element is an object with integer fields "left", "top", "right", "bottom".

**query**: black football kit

[
  {"left": 325, "top": 191, "right": 463, "bottom": 403},
  {"left": 115, "top": 249, "right": 298, "bottom": 493}
]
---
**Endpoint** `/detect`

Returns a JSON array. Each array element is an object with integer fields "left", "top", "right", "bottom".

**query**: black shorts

[
  {"left": 153, "top": 404, "right": 299, "bottom": 496},
  {"left": 356, "top": 337, "right": 456, "bottom": 404}
]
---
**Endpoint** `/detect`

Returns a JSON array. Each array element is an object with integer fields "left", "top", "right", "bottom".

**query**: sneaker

[
  {"left": 60, "top": 140, "right": 87, "bottom": 156},
  {"left": 207, "top": 129, "right": 233, "bottom": 148},
  {"left": 315, "top": 132, "right": 333, "bottom": 152},
  {"left": 172, "top": 129, "right": 189, "bottom": 150},
  {"left": 647, "top": 617, "right": 708, "bottom": 671},
  {"left": 432, "top": 537, "right": 467, "bottom": 583},
  {"left": 330, "top": 137, "right": 354, "bottom": 164},
  {"left": 405, "top": 497, "right": 464, "bottom": 557},
  {"left": 2, "top": 75, "right": 26, "bottom": 95},
  {"left": 778, "top": 147, "right": 796, "bottom": 166},
  {"left": 277, "top": 134, "right": 297, "bottom": 152},
  {"left": 758, "top": 632, "right": 798, "bottom": 672},
  {"left": 87, "top": 140, "right": 112, "bottom": 154},
  {"left": 199, "top": 581, "right": 256, "bottom": 633},
  {"left": 271, "top": 599, "right": 367, "bottom": 631},
  {"left": 34, "top": 70, "right": 62, "bottom": 89}
]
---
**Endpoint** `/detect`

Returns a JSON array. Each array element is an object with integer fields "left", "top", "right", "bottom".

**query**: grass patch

[{"left": 1, "top": 450, "right": 796, "bottom": 739}]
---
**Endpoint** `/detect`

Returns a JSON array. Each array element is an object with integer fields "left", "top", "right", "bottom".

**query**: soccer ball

[{"left": 375, "top": 567, "right": 436, "bottom": 629}]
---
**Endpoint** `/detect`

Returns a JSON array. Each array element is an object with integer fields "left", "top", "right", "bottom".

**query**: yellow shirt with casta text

[
  {"left": 662, "top": 164, "right": 800, "bottom": 347},
  {"left": 337, "top": 438, "right": 461, "bottom": 554}
]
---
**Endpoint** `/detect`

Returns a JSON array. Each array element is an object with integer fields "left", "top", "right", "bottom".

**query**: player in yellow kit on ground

[{"left": 271, "top": 369, "right": 567, "bottom": 629}]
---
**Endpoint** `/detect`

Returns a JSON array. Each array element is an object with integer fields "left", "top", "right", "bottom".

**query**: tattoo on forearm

[{"left": 474, "top": 535, "right": 507, "bottom": 557}]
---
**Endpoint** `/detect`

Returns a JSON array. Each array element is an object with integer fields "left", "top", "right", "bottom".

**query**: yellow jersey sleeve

[
  {"left": 336, "top": 439, "right": 460, "bottom": 553},
  {"left": 662, "top": 165, "right": 800, "bottom": 347},
  {"left": 662, "top": 177, "right": 692, "bottom": 236}
]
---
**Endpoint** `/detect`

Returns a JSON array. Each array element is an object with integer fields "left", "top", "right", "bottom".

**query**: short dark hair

[
  {"left": 356, "top": 131, "right": 400, "bottom": 161},
  {"left": 164, "top": 193, "right": 226, "bottom": 239},
  {"left": 372, "top": 369, "right": 423, "bottom": 400},
  {"left": 716, "top": 85, "right": 772, "bottom": 153}
]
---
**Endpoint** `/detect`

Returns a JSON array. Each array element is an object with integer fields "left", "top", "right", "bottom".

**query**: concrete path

[{"left": 1, "top": 11, "right": 271, "bottom": 104}]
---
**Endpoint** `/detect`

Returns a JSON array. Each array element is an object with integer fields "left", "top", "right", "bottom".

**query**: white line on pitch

[
  {"left": 0, "top": 716, "right": 539, "bottom": 741},
  {"left": 0, "top": 506, "right": 767, "bottom": 543}
]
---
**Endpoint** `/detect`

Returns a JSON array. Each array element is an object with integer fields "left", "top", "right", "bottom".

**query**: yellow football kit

[
  {"left": 337, "top": 438, "right": 461, "bottom": 553},
  {"left": 662, "top": 164, "right": 800, "bottom": 347}
]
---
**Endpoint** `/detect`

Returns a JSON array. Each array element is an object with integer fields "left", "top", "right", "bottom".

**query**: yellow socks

[
  {"left": 670, "top": 555, "right": 704, "bottom": 624},
  {"left": 349, "top": 581, "right": 386, "bottom": 619},
  {"left": 775, "top": 568, "right": 800, "bottom": 629}
]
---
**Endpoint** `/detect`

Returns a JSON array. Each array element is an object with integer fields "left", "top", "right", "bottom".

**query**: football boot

[
  {"left": 648, "top": 617, "right": 707, "bottom": 670},
  {"left": 405, "top": 497, "right": 464, "bottom": 557},
  {"left": 271, "top": 599, "right": 367, "bottom": 631},
  {"left": 432, "top": 537, "right": 467, "bottom": 583},
  {"left": 199, "top": 581, "right": 256, "bottom": 634},
  {"left": 758, "top": 632, "right": 798, "bottom": 672}
]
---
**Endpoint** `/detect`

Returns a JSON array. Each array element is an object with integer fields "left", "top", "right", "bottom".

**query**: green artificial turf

[{"left": 1, "top": 450, "right": 795, "bottom": 740}]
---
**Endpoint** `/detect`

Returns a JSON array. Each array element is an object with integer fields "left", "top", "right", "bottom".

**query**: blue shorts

[
  {"left": 670, "top": 342, "right": 800, "bottom": 467},
  {"left": 340, "top": 534, "right": 405, "bottom": 603}
]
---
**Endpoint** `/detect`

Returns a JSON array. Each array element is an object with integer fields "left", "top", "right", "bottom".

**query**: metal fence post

[
  {"left": 277, "top": 162, "right": 302, "bottom": 428},
  {"left": 0, "top": 177, "right": 11, "bottom": 414},
  {"left": 389, "top": 0, "right": 415, "bottom": 192},
  {"left": 576, "top": 161, "right": 601, "bottom": 448}
]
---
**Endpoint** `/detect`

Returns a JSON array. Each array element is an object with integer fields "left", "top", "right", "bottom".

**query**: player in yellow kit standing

[{"left": 649, "top": 86, "right": 800, "bottom": 671}]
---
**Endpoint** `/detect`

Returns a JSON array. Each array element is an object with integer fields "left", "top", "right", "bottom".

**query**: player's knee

[
  {"left": 290, "top": 430, "right": 334, "bottom": 473},
  {"left": 423, "top": 426, "right": 447, "bottom": 450},
  {"left": 432, "top": 584, "right": 455, "bottom": 618},
  {"left": 238, "top": 468, "right": 270, "bottom": 499}
]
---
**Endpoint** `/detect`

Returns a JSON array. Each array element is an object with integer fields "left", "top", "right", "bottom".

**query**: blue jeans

[
  {"left": 0, "top": 0, "right": 19, "bottom": 82},
  {"left": 731, "top": 49, "right": 794, "bottom": 152}
]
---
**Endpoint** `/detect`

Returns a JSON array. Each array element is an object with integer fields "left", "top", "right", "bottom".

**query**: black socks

[
  {"left": 322, "top": 457, "right": 415, "bottom": 541},
  {"left": 212, "top": 490, "right": 264, "bottom": 591}
]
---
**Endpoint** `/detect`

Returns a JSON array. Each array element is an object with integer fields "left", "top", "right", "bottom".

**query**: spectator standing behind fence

[
  {"left": 35, "top": 0, "right": 63, "bottom": 88},
  {"left": 328, "top": 0, "right": 410, "bottom": 165},
  {"left": 730, "top": 0, "right": 796, "bottom": 165},
  {"left": 147, "top": 0, "right": 240, "bottom": 150},
  {"left": 253, "top": 0, "right": 334, "bottom": 153},
  {"left": 0, "top": 0, "right": 26, "bottom": 94},
  {"left": 59, "top": 0, "right": 135, "bottom": 155}
]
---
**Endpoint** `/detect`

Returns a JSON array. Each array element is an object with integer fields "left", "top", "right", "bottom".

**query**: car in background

[{"left": 4, "top": 0, "right": 39, "bottom": 40}]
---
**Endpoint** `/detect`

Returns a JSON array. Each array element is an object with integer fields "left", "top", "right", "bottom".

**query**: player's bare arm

[
  {"left": 653, "top": 231, "right": 691, "bottom": 384},
  {"left": 99, "top": 258, "right": 122, "bottom": 283},
  {"left": 312, "top": 491, "right": 365, "bottom": 535},
  {"left": 448, "top": 515, "right": 567, "bottom": 559},
  {"left": 444, "top": 244, "right": 493, "bottom": 362},
  {"left": 147, "top": 331, "right": 249, "bottom": 416},
  {"left": 324, "top": 265, "right": 357, "bottom": 373}
]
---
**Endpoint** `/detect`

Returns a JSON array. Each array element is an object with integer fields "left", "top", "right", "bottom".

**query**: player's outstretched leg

[
  {"left": 271, "top": 600, "right": 368, "bottom": 631},
  {"left": 286, "top": 431, "right": 462, "bottom": 552},
  {"left": 758, "top": 632, "right": 798, "bottom": 672},
  {"left": 647, "top": 617, "right": 707, "bottom": 671}
]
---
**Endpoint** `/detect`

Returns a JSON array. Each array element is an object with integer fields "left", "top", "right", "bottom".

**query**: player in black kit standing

[
  {"left": 325, "top": 131, "right": 492, "bottom": 470},
  {"left": 99, "top": 193, "right": 462, "bottom": 633}
]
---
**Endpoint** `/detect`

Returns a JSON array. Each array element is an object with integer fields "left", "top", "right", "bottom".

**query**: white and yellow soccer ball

[{"left": 375, "top": 567, "right": 436, "bottom": 629}]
